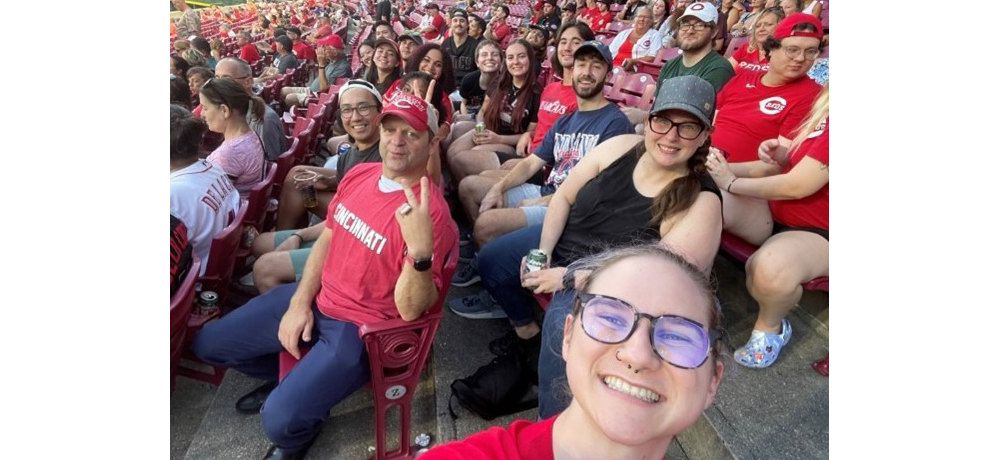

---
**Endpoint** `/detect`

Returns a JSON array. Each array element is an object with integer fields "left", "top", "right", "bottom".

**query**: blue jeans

[
  {"left": 191, "top": 282, "right": 370, "bottom": 449},
  {"left": 478, "top": 223, "right": 543, "bottom": 327},
  {"left": 538, "top": 288, "right": 577, "bottom": 419}
]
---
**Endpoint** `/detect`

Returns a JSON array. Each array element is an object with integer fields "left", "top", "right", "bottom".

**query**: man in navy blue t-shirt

[{"left": 469, "top": 41, "right": 633, "bottom": 244}]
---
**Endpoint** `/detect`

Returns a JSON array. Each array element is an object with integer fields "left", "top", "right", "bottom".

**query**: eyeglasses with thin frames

[{"left": 575, "top": 292, "right": 722, "bottom": 369}]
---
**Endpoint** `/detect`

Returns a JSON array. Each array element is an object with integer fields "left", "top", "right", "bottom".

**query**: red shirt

[
  {"left": 712, "top": 72, "right": 821, "bottom": 163},
  {"left": 318, "top": 163, "right": 458, "bottom": 326},
  {"left": 293, "top": 40, "right": 317, "bottom": 62},
  {"left": 531, "top": 81, "right": 578, "bottom": 150},
  {"left": 422, "top": 13, "right": 447, "bottom": 40},
  {"left": 769, "top": 118, "right": 828, "bottom": 230},
  {"left": 239, "top": 43, "right": 260, "bottom": 63},
  {"left": 613, "top": 38, "right": 635, "bottom": 66},
  {"left": 590, "top": 11, "right": 612, "bottom": 32},
  {"left": 419, "top": 416, "right": 557, "bottom": 460},
  {"left": 730, "top": 42, "right": 769, "bottom": 75},
  {"left": 491, "top": 21, "right": 513, "bottom": 47}
]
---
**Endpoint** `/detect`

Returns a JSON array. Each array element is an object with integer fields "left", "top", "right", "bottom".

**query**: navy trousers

[{"left": 191, "top": 282, "right": 370, "bottom": 449}]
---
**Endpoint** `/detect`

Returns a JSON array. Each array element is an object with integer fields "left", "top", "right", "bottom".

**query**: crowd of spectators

[{"left": 170, "top": 0, "right": 829, "bottom": 458}]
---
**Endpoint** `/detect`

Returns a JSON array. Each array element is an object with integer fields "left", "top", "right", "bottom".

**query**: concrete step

[{"left": 673, "top": 254, "right": 829, "bottom": 459}]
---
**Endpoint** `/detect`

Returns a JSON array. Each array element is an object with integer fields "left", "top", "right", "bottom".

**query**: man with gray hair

[{"left": 215, "top": 57, "right": 288, "bottom": 161}]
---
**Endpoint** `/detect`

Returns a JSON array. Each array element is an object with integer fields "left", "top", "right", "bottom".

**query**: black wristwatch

[{"left": 405, "top": 253, "right": 433, "bottom": 272}]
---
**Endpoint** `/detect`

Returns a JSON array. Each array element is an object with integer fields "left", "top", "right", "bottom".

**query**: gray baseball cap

[{"left": 649, "top": 75, "right": 716, "bottom": 126}]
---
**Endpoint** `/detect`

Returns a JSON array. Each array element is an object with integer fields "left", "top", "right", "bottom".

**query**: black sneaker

[{"left": 488, "top": 330, "right": 520, "bottom": 356}]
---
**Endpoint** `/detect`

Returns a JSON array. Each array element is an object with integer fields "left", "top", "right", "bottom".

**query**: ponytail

[
  {"left": 646, "top": 139, "right": 711, "bottom": 225},
  {"left": 247, "top": 94, "right": 266, "bottom": 122}
]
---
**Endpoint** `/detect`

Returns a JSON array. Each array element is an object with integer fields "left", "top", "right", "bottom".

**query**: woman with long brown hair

[{"left": 446, "top": 38, "right": 541, "bottom": 182}]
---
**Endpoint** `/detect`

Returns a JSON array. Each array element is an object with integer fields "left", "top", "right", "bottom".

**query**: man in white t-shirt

[{"left": 170, "top": 105, "right": 242, "bottom": 275}]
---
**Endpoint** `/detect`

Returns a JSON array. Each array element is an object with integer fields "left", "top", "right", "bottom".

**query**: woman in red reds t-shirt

[
  {"left": 727, "top": 6, "right": 784, "bottom": 74},
  {"left": 710, "top": 13, "right": 824, "bottom": 164},
  {"left": 704, "top": 80, "right": 828, "bottom": 369},
  {"left": 420, "top": 245, "right": 725, "bottom": 460}
]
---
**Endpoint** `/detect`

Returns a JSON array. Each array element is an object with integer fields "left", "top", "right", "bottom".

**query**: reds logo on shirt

[
  {"left": 808, "top": 118, "right": 828, "bottom": 138},
  {"left": 759, "top": 96, "right": 787, "bottom": 115},
  {"left": 642, "top": 39, "right": 651, "bottom": 48}
]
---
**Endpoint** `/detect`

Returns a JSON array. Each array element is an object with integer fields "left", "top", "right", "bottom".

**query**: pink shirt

[{"left": 206, "top": 130, "right": 265, "bottom": 194}]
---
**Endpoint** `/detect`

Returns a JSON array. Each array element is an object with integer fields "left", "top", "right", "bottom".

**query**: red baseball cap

[
  {"left": 315, "top": 33, "right": 344, "bottom": 49},
  {"left": 772, "top": 13, "right": 824, "bottom": 40},
  {"left": 377, "top": 92, "right": 439, "bottom": 133}
]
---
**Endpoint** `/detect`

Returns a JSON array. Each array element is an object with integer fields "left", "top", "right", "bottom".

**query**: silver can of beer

[
  {"left": 525, "top": 249, "right": 547, "bottom": 274},
  {"left": 474, "top": 121, "right": 485, "bottom": 134},
  {"left": 198, "top": 291, "right": 219, "bottom": 316}
]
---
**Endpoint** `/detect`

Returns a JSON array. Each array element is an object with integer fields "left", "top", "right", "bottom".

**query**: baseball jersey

[{"left": 170, "top": 160, "right": 242, "bottom": 276}]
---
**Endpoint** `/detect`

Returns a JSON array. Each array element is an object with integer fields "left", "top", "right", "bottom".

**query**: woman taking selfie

[{"left": 423, "top": 244, "right": 725, "bottom": 459}]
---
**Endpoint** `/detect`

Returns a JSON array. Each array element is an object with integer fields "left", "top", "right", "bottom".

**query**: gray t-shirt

[
  {"left": 309, "top": 58, "right": 351, "bottom": 91},
  {"left": 336, "top": 142, "right": 382, "bottom": 180},
  {"left": 247, "top": 105, "right": 287, "bottom": 161}
]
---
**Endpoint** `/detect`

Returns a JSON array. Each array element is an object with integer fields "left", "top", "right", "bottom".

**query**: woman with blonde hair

[
  {"left": 704, "top": 80, "right": 828, "bottom": 368},
  {"left": 727, "top": 6, "right": 784, "bottom": 74}
]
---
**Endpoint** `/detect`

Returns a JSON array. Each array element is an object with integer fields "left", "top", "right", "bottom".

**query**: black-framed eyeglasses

[
  {"left": 779, "top": 45, "right": 820, "bottom": 60},
  {"left": 575, "top": 292, "right": 722, "bottom": 369},
  {"left": 647, "top": 115, "right": 705, "bottom": 140},
  {"left": 341, "top": 103, "right": 377, "bottom": 118},
  {"left": 678, "top": 21, "right": 710, "bottom": 31}
]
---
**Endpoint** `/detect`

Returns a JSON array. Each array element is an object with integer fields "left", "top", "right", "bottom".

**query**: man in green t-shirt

[{"left": 621, "top": 1, "right": 734, "bottom": 126}]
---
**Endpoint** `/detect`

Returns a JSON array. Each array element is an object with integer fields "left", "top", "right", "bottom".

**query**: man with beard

[
  {"left": 441, "top": 9, "right": 480, "bottom": 89},
  {"left": 446, "top": 41, "right": 632, "bottom": 309},
  {"left": 621, "top": 1, "right": 734, "bottom": 126},
  {"left": 456, "top": 22, "right": 604, "bottom": 248}
]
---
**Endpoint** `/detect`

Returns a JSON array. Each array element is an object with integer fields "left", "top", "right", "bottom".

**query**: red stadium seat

[
  {"left": 719, "top": 231, "right": 828, "bottom": 292},
  {"left": 635, "top": 46, "right": 680, "bottom": 75},
  {"left": 177, "top": 202, "right": 250, "bottom": 386},
  {"left": 278, "top": 240, "right": 460, "bottom": 460},
  {"left": 724, "top": 36, "right": 748, "bottom": 58},
  {"left": 171, "top": 256, "right": 201, "bottom": 392}
]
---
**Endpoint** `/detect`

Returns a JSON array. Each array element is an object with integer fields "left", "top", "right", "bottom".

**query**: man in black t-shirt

[{"left": 441, "top": 9, "right": 480, "bottom": 90}]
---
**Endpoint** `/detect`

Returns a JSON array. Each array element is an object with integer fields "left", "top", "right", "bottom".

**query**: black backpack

[{"left": 449, "top": 352, "right": 539, "bottom": 421}]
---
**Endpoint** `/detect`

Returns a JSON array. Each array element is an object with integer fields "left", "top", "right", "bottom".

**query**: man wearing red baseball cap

[
  {"left": 280, "top": 33, "right": 351, "bottom": 109},
  {"left": 710, "top": 12, "right": 824, "bottom": 164},
  {"left": 191, "top": 89, "right": 458, "bottom": 460}
]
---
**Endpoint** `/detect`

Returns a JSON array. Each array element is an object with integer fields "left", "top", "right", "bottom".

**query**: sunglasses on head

[{"left": 575, "top": 292, "right": 722, "bottom": 369}]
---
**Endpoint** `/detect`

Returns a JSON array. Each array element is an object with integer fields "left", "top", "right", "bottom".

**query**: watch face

[{"left": 413, "top": 257, "right": 433, "bottom": 271}]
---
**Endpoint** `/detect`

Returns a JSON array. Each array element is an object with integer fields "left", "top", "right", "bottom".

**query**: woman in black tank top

[{"left": 526, "top": 76, "right": 725, "bottom": 417}]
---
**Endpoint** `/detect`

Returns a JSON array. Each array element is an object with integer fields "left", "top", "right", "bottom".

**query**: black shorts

[
  {"left": 495, "top": 152, "right": 546, "bottom": 186},
  {"left": 772, "top": 222, "right": 829, "bottom": 241}
]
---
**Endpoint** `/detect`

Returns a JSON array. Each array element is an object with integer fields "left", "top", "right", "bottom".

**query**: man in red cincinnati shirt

[
  {"left": 191, "top": 92, "right": 458, "bottom": 460},
  {"left": 237, "top": 31, "right": 260, "bottom": 63}
]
